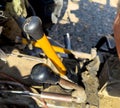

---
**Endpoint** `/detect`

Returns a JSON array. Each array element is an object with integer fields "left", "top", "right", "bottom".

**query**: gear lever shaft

[{"left": 23, "top": 16, "right": 66, "bottom": 75}]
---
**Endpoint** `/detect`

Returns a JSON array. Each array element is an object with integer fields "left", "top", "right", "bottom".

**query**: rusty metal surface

[
  {"left": 44, "top": 85, "right": 82, "bottom": 108},
  {"left": 41, "top": 92, "right": 76, "bottom": 102}
]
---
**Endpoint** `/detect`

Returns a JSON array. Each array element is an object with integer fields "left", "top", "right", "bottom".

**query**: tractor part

[
  {"left": 30, "top": 63, "right": 60, "bottom": 84},
  {"left": 0, "top": 78, "right": 80, "bottom": 105},
  {"left": 59, "top": 78, "right": 87, "bottom": 103},
  {"left": 0, "top": 91, "right": 41, "bottom": 108},
  {"left": 95, "top": 34, "right": 116, "bottom": 54},
  {"left": 0, "top": 90, "right": 78, "bottom": 103},
  {"left": 0, "top": 80, "right": 81, "bottom": 104},
  {"left": 30, "top": 63, "right": 86, "bottom": 103},
  {"left": 21, "top": 36, "right": 97, "bottom": 60},
  {"left": 23, "top": 16, "right": 66, "bottom": 75},
  {"left": 64, "top": 33, "right": 72, "bottom": 50}
]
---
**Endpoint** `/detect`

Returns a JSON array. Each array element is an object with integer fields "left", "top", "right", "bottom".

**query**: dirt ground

[{"left": 49, "top": 0, "right": 118, "bottom": 53}]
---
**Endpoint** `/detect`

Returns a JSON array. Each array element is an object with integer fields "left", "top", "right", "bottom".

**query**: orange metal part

[{"left": 33, "top": 34, "right": 66, "bottom": 75}]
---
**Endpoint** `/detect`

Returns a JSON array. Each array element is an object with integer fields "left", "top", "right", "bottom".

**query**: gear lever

[
  {"left": 30, "top": 63, "right": 87, "bottom": 103},
  {"left": 22, "top": 16, "right": 66, "bottom": 75}
]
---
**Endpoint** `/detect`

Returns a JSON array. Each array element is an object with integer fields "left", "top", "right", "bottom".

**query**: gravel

[{"left": 49, "top": 0, "right": 117, "bottom": 53}]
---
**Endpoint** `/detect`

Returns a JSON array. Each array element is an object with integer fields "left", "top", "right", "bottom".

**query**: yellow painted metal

[
  {"left": 52, "top": 45, "right": 70, "bottom": 54},
  {"left": 52, "top": 46, "right": 92, "bottom": 60},
  {"left": 22, "top": 37, "right": 92, "bottom": 60},
  {"left": 33, "top": 34, "right": 66, "bottom": 75},
  {"left": 22, "top": 38, "right": 28, "bottom": 45},
  {"left": 22, "top": 37, "right": 70, "bottom": 53}
]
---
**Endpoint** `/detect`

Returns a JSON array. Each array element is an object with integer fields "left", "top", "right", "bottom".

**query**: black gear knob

[
  {"left": 30, "top": 63, "right": 60, "bottom": 84},
  {"left": 23, "top": 16, "right": 44, "bottom": 40}
]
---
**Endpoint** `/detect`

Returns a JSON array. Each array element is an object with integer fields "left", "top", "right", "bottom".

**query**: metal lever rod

[
  {"left": 0, "top": 90, "right": 78, "bottom": 103},
  {"left": 23, "top": 16, "right": 66, "bottom": 75}
]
